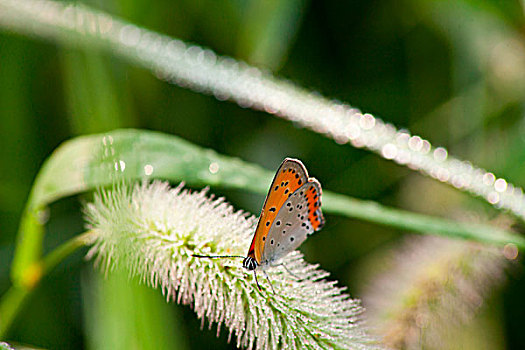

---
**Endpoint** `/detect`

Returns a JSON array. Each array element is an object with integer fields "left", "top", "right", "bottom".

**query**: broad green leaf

[
  {"left": 11, "top": 129, "right": 270, "bottom": 283},
  {"left": 12, "top": 129, "right": 525, "bottom": 285}
]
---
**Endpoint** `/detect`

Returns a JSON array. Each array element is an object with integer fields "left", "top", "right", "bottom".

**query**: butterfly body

[
  {"left": 245, "top": 158, "right": 324, "bottom": 271},
  {"left": 194, "top": 157, "right": 324, "bottom": 290}
]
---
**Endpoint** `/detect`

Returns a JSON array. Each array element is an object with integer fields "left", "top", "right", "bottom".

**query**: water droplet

[
  {"left": 503, "top": 243, "right": 519, "bottom": 260},
  {"left": 437, "top": 168, "right": 450, "bottom": 182},
  {"left": 452, "top": 175, "right": 466, "bottom": 189},
  {"left": 396, "top": 131, "right": 410, "bottom": 145},
  {"left": 209, "top": 162, "right": 219, "bottom": 174},
  {"left": 120, "top": 25, "right": 141, "bottom": 46},
  {"left": 102, "top": 135, "right": 114, "bottom": 146},
  {"left": 144, "top": 164, "right": 154, "bottom": 176},
  {"left": 345, "top": 124, "right": 360, "bottom": 140},
  {"left": 487, "top": 192, "right": 500, "bottom": 204},
  {"left": 359, "top": 113, "right": 375, "bottom": 130},
  {"left": 114, "top": 160, "right": 126, "bottom": 172},
  {"left": 396, "top": 149, "right": 411, "bottom": 164},
  {"left": 98, "top": 15, "right": 113, "bottom": 34},
  {"left": 421, "top": 140, "right": 431, "bottom": 154},
  {"left": 408, "top": 136, "right": 423, "bottom": 151},
  {"left": 433, "top": 147, "right": 448, "bottom": 162},
  {"left": 483, "top": 172, "right": 496, "bottom": 186},
  {"left": 494, "top": 178, "right": 507, "bottom": 193},
  {"left": 381, "top": 143, "right": 397, "bottom": 159}
]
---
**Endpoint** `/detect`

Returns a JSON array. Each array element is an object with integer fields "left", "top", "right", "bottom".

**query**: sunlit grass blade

[{"left": 2, "top": 0, "right": 525, "bottom": 226}]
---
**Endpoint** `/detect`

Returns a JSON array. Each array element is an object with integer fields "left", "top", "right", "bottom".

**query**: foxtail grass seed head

[
  {"left": 361, "top": 235, "right": 513, "bottom": 350},
  {"left": 84, "top": 181, "right": 381, "bottom": 350}
]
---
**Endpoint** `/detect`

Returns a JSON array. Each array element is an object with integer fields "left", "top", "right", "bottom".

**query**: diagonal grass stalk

[{"left": 0, "top": 0, "right": 524, "bottom": 226}]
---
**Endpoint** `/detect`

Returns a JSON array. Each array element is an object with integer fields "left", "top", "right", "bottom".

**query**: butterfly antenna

[
  {"left": 263, "top": 270, "right": 276, "bottom": 294},
  {"left": 192, "top": 254, "right": 245, "bottom": 259}
]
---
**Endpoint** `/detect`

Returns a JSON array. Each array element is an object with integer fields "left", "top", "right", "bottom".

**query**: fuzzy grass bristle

[{"left": 84, "top": 181, "right": 381, "bottom": 350}]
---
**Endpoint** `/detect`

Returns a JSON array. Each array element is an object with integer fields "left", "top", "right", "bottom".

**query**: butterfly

[{"left": 194, "top": 158, "right": 325, "bottom": 291}]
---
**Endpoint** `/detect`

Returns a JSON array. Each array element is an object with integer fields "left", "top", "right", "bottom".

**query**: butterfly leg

[
  {"left": 253, "top": 270, "right": 262, "bottom": 291},
  {"left": 262, "top": 270, "right": 276, "bottom": 294},
  {"left": 272, "top": 263, "right": 302, "bottom": 281}
]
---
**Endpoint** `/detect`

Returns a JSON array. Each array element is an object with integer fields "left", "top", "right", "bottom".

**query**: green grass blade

[
  {"left": 83, "top": 270, "right": 187, "bottom": 350},
  {"left": 236, "top": 0, "right": 307, "bottom": 68}
]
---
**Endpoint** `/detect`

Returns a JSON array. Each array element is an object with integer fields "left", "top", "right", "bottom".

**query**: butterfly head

[{"left": 242, "top": 256, "right": 258, "bottom": 271}]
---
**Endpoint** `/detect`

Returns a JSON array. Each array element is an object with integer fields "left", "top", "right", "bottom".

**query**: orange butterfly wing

[
  {"left": 247, "top": 158, "right": 309, "bottom": 264},
  {"left": 305, "top": 180, "right": 324, "bottom": 231}
]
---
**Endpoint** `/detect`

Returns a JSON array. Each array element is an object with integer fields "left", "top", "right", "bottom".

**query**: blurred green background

[{"left": 1, "top": 0, "right": 525, "bottom": 348}]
